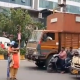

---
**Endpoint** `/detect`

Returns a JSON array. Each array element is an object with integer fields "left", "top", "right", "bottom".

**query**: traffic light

[
  {"left": 17, "top": 25, "right": 21, "bottom": 32},
  {"left": 25, "top": 38, "right": 28, "bottom": 44},
  {"left": 17, "top": 25, "right": 19, "bottom": 32}
]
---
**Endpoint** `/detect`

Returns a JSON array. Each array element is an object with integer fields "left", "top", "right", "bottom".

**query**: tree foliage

[{"left": 0, "top": 8, "right": 44, "bottom": 41}]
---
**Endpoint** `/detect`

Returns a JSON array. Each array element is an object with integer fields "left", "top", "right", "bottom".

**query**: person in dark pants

[
  {"left": 58, "top": 47, "right": 67, "bottom": 73},
  {"left": 65, "top": 47, "right": 74, "bottom": 67}
]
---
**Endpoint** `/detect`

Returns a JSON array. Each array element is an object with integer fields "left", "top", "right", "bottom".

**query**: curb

[
  {"left": 0, "top": 58, "right": 26, "bottom": 60},
  {"left": 0, "top": 55, "right": 25, "bottom": 60},
  {"left": 0, "top": 55, "right": 4, "bottom": 60}
]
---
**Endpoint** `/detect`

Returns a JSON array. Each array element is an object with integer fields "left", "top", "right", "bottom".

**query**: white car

[{"left": 0, "top": 37, "right": 10, "bottom": 49}]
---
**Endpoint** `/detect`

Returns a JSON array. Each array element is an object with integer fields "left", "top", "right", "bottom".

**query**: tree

[
  {"left": 10, "top": 8, "right": 33, "bottom": 41},
  {"left": 0, "top": 7, "right": 45, "bottom": 41}
]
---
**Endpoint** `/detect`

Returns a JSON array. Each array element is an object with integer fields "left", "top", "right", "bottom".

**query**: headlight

[
  {"left": 71, "top": 63, "right": 75, "bottom": 67},
  {"left": 33, "top": 51, "right": 37, "bottom": 55}
]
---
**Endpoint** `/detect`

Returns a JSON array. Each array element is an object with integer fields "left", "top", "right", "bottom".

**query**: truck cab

[{"left": 26, "top": 30, "right": 59, "bottom": 67}]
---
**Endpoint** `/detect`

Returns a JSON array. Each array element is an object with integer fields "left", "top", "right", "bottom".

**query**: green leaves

[{"left": 0, "top": 8, "right": 45, "bottom": 41}]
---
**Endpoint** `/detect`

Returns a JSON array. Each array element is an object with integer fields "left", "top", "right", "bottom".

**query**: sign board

[
  {"left": 18, "top": 33, "right": 21, "bottom": 40},
  {"left": 76, "top": 16, "right": 80, "bottom": 22},
  {"left": 51, "top": 18, "right": 58, "bottom": 23}
]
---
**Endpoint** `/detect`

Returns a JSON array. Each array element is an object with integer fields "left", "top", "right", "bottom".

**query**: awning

[{"left": 39, "top": 9, "right": 53, "bottom": 14}]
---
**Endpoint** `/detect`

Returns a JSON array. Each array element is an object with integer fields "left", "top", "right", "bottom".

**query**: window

[
  {"left": 29, "top": 31, "right": 43, "bottom": 42},
  {"left": 66, "top": 5, "right": 80, "bottom": 14},
  {"left": 10, "top": 0, "right": 15, "bottom": 3},
  {"left": 49, "top": 1, "right": 53, "bottom": 9},
  {"left": 26, "top": 0, "right": 32, "bottom": 6},
  {"left": 39, "top": 0, "right": 57, "bottom": 9},
  {"left": 21, "top": 0, "right": 26, "bottom": 3},
  {"left": 39, "top": 0, "right": 45, "bottom": 8},
  {"left": 68, "top": 0, "right": 80, "bottom": 2},
  {"left": 42, "top": 32, "right": 55, "bottom": 42},
  {"left": 12, "top": 0, "right": 15, "bottom": 1}
]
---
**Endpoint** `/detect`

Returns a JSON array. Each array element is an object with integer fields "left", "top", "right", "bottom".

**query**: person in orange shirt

[
  {"left": 10, "top": 42, "right": 19, "bottom": 80},
  {"left": 7, "top": 41, "right": 19, "bottom": 80}
]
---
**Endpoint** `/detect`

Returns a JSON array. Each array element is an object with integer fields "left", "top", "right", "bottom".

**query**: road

[{"left": 0, "top": 60, "right": 79, "bottom": 80}]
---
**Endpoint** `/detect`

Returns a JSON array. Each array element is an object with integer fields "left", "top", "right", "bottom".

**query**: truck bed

[{"left": 61, "top": 33, "right": 80, "bottom": 49}]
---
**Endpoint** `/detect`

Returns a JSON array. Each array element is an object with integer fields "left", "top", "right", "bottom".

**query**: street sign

[{"left": 18, "top": 33, "right": 21, "bottom": 40}]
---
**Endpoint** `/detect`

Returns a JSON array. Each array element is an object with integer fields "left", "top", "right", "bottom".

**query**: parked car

[{"left": 0, "top": 37, "right": 10, "bottom": 49}]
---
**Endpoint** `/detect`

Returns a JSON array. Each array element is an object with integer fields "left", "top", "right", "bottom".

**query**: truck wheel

[
  {"left": 35, "top": 62, "right": 44, "bottom": 68},
  {"left": 47, "top": 63, "right": 53, "bottom": 73},
  {"left": 46, "top": 55, "right": 53, "bottom": 68}
]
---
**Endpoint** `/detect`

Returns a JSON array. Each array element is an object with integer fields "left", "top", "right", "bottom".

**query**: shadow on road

[
  {"left": 24, "top": 66, "right": 46, "bottom": 71},
  {"left": 71, "top": 76, "right": 80, "bottom": 80}
]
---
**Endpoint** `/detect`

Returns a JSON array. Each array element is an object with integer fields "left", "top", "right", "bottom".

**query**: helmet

[
  {"left": 10, "top": 41, "right": 15, "bottom": 45},
  {"left": 74, "top": 50, "right": 79, "bottom": 56}
]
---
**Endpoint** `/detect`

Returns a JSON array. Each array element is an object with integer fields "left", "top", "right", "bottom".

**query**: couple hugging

[{"left": 8, "top": 41, "right": 20, "bottom": 80}]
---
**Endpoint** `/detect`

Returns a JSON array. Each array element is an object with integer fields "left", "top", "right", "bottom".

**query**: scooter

[
  {"left": 70, "top": 52, "right": 80, "bottom": 76},
  {"left": 47, "top": 54, "right": 71, "bottom": 73}
]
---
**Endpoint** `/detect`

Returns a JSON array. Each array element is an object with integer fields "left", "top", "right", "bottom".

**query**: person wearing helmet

[
  {"left": 74, "top": 50, "right": 79, "bottom": 56},
  {"left": 67, "top": 47, "right": 74, "bottom": 59},
  {"left": 8, "top": 41, "right": 15, "bottom": 62}
]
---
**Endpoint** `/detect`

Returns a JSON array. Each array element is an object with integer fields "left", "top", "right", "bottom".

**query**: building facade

[
  {"left": 66, "top": 0, "right": 80, "bottom": 14},
  {"left": 0, "top": 0, "right": 80, "bottom": 15},
  {"left": 0, "top": 0, "right": 80, "bottom": 26}
]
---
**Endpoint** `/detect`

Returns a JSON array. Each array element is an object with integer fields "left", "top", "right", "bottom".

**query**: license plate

[{"left": 72, "top": 70, "right": 78, "bottom": 74}]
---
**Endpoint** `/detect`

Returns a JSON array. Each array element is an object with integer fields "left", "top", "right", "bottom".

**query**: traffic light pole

[
  {"left": 17, "top": 25, "right": 21, "bottom": 62},
  {"left": 17, "top": 25, "right": 21, "bottom": 49},
  {"left": 19, "top": 26, "right": 21, "bottom": 50},
  {"left": 18, "top": 35, "right": 20, "bottom": 64}
]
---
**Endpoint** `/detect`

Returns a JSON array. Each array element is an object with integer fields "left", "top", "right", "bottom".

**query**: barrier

[
  {"left": 0, "top": 55, "right": 25, "bottom": 60},
  {"left": 0, "top": 55, "right": 4, "bottom": 60},
  {"left": 20, "top": 55, "right": 25, "bottom": 60}
]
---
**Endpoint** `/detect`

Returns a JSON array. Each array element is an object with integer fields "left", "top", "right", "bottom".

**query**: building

[
  {"left": 66, "top": 0, "right": 80, "bottom": 14},
  {"left": 0, "top": 0, "right": 80, "bottom": 26}
]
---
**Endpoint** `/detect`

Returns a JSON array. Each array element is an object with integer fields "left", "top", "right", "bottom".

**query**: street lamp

[{"left": 58, "top": 0, "right": 66, "bottom": 12}]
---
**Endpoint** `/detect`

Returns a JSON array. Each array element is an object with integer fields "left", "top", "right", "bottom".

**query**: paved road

[{"left": 0, "top": 60, "right": 79, "bottom": 80}]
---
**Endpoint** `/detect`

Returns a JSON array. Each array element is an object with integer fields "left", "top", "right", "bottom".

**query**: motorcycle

[{"left": 47, "top": 54, "right": 71, "bottom": 73}]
